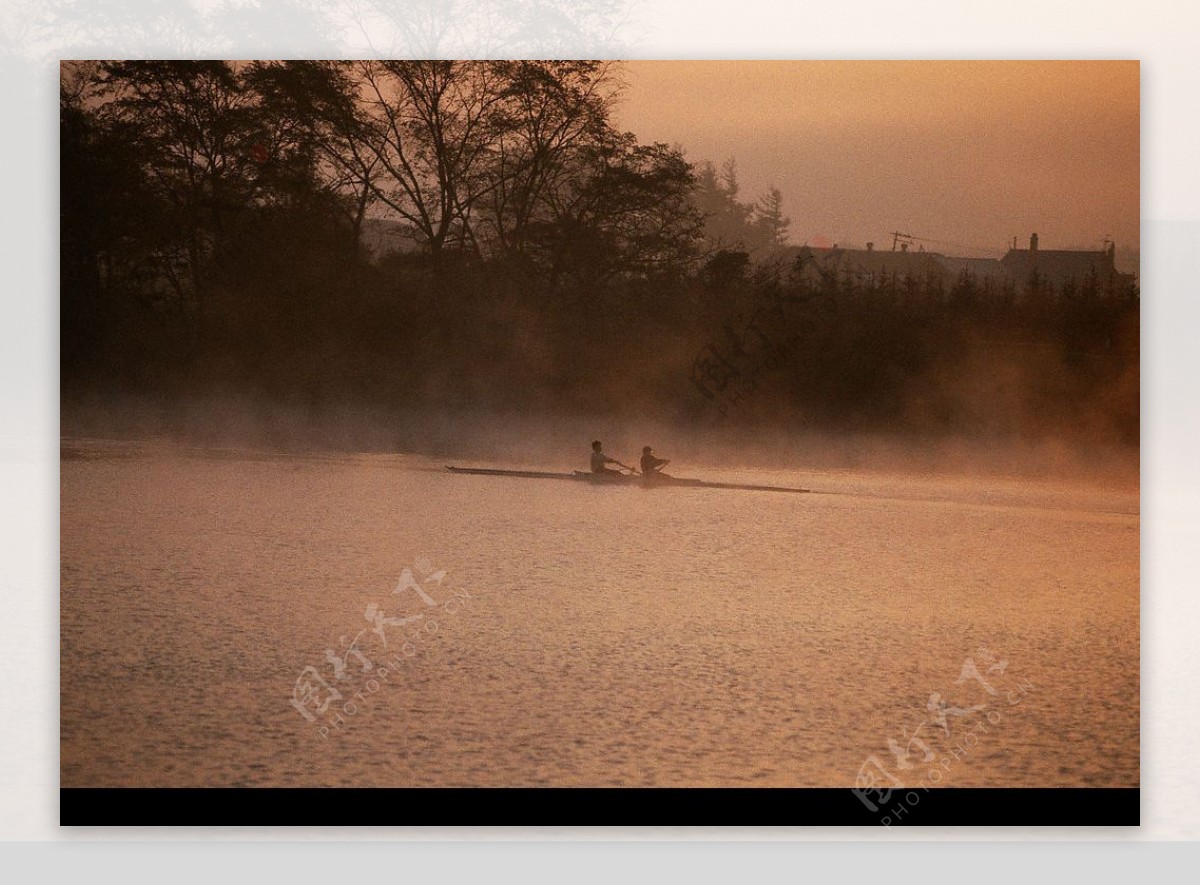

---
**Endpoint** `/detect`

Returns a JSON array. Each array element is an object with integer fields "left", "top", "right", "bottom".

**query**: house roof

[
  {"left": 789, "top": 245, "right": 948, "bottom": 280},
  {"left": 999, "top": 248, "right": 1122, "bottom": 285},
  {"left": 767, "top": 240, "right": 1135, "bottom": 293},
  {"left": 935, "top": 256, "right": 1005, "bottom": 278}
]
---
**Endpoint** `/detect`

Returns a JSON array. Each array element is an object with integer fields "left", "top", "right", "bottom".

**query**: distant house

[
  {"left": 998, "top": 233, "right": 1135, "bottom": 296},
  {"left": 785, "top": 242, "right": 949, "bottom": 289},
  {"left": 775, "top": 233, "right": 1135, "bottom": 298},
  {"left": 935, "top": 255, "right": 1005, "bottom": 282}
]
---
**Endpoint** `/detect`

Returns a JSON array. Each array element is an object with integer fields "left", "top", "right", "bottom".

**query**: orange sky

[{"left": 616, "top": 61, "right": 1139, "bottom": 254}]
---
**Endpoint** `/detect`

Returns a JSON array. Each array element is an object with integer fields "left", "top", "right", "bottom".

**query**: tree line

[{"left": 61, "top": 60, "right": 1137, "bottom": 450}]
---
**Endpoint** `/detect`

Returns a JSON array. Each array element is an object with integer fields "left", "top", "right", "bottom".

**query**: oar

[{"left": 614, "top": 461, "right": 640, "bottom": 475}]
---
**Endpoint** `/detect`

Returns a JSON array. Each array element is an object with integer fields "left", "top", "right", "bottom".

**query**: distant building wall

[
  {"left": 999, "top": 233, "right": 1135, "bottom": 295},
  {"left": 773, "top": 233, "right": 1135, "bottom": 298}
]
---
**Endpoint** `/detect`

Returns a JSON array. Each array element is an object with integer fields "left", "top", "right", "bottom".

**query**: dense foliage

[{"left": 61, "top": 61, "right": 1138, "bottom": 450}]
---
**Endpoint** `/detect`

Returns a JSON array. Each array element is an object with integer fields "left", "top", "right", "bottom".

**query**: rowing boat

[{"left": 445, "top": 465, "right": 811, "bottom": 494}]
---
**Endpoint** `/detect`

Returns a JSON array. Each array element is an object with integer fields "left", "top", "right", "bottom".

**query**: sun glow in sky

[{"left": 617, "top": 61, "right": 1139, "bottom": 253}]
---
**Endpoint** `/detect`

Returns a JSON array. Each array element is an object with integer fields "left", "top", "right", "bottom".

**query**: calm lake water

[{"left": 60, "top": 439, "right": 1138, "bottom": 788}]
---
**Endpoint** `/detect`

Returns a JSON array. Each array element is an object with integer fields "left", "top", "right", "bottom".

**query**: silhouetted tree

[
  {"left": 692, "top": 158, "right": 791, "bottom": 255},
  {"left": 242, "top": 61, "right": 383, "bottom": 249},
  {"left": 702, "top": 250, "right": 750, "bottom": 289},
  {"left": 355, "top": 60, "right": 509, "bottom": 261},
  {"left": 477, "top": 60, "right": 616, "bottom": 260},
  {"left": 97, "top": 61, "right": 259, "bottom": 306},
  {"left": 60, "top": 60, "right": 1139, "bottom": 451},
  {"left": 693, "top": 158, "right": 751, "bottom": 250},
  {"left": 525, "top": 133, "right": 703, "bottom": 289},
  {"left": 751, "top": 186, "right": 789, "bottom": 248}
]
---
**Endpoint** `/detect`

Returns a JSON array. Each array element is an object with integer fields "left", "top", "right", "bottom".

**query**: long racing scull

[{"left": 445, "top": 465, "right": 811, "bottom": 494}]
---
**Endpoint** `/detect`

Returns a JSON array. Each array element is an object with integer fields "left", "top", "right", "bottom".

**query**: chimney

[
  {"left": 900, "top": 242, "right": 908, "bottom": 253},
  {"left": 866, "top": 242, "right": 874, "bottom": 252},
  {"left": 1030, "top": 233, "right": 1039, "bottom": 253}
]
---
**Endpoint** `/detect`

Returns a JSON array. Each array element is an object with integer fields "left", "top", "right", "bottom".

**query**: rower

[
  {"left": 591, "top": 440, "right": 624, "bottom": 475},
  {"left": 640, "top": 446, "right": 670, "bottom": 478}
]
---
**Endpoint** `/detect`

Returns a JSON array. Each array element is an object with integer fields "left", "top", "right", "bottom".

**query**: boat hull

[{"left": 446, "top": 465, "right": 811, "bottom": 494}]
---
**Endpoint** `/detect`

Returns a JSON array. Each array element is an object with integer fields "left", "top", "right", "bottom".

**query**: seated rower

[
  {"left": 640, "top": 446, "right": 670, "bottom": 478},
  {"left": 591, "top": 440, "right": 624, "bottom": 475}
]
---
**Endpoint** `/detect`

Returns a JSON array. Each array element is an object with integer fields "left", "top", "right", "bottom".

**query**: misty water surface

[{"left": 60, "top": 440, "right": 1138, "bottom": 788}]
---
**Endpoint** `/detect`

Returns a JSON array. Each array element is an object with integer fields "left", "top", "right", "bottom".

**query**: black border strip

[{"left": 60, "top": 787, "right": 1139, "bottom": 826}]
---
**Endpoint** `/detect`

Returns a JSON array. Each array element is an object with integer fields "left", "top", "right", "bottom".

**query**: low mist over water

[{"left": 60, "top": 441, "right": 1137, "bottom": 787}]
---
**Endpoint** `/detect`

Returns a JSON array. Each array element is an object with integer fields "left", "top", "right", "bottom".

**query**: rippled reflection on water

[{"left": 60, "top": 440, "right": 1138, "bottom": 787}]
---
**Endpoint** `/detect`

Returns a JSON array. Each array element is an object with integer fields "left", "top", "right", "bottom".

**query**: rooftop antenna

[{"left": 890, "top": 231, "right": 915, "bottom": 252}]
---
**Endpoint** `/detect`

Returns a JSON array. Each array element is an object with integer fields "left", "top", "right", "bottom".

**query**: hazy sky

[{"left": 615, "top": 61, "right": 1139, "bottom": 254}]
